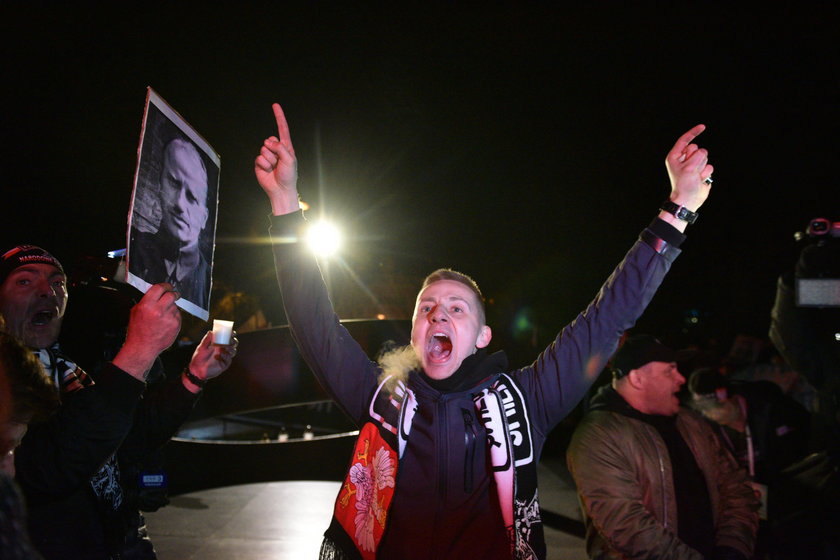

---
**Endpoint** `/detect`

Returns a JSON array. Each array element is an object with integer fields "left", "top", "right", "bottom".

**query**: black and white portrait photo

[{"left": 127, "top": 88, "right": 220, "bottom": 320}]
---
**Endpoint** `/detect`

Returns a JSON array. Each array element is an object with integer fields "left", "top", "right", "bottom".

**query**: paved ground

[{"left": 144, "top": 458, "right": 588, "bottom": 559}]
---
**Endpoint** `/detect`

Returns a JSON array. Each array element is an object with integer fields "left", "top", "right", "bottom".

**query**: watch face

[
  {"left": 675, "top": 207, "right": 697, "bottom": 224},
  {"left": 661, "top": 201, "right": 697, "bottom": 223}
]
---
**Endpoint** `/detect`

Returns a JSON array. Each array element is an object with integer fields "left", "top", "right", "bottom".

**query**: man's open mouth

[
  {"left": 31, "top": 310, "right": 55, "bottom": 326},
  {"left": 428, "top": 333, "right": 452, "bottom": 361}
]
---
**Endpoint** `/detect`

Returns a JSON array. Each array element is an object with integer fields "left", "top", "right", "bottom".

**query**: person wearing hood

[
  {"left": 255, "top": 103, "right": 714, "bottom": 559},
  {"left": 567, "top": 334, "right": 759, "bottom": 560}
]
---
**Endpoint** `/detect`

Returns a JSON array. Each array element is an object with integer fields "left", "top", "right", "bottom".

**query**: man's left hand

[
  {"left": 665, "top": 124, "right": 714, "bottom": 212},
  {"left": 183, "top": 331, "right": 238, "bottom": 393}
]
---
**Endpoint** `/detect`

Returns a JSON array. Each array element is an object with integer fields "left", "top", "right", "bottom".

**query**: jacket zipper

[
  {"left": 644, "top": 424, "right": 669, "bottom": 528},
  {"left": 432, "top": 397, "right": 449, "bottom": 559},
  {"left": 462, "top": 408, "right": 476, "bottom": 494}
]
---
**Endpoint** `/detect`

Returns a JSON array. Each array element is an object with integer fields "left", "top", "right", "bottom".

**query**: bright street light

[{"left": 306, "top": 221, "right": 342, "bottom": 257}]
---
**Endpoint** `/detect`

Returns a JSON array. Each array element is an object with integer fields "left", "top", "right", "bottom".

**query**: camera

[
  {"left": 793, "top": 218, "right": 840, "bottom": 307},
  {"left": 802, "top": 218, "right": 840, "bottom": 239},
  {"left": 796, "top": 278, "right": 840, "bottom": 307}
]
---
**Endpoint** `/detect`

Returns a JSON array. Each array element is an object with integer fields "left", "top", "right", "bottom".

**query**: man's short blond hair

[{"left": 420, "top": 269, "right": 486, "bottom": 324}]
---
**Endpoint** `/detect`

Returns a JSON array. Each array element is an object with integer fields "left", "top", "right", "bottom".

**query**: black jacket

[
  {"left": 272, "top": 211, "right": 682, "bottom": 559},
  {"left": 16, "top": 361, "right": 199, "bottom": 559}
]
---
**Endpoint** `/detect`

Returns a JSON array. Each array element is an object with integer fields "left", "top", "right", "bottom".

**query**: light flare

[{"left": 306, "top": 221, "right": 342, "bottom": 257}]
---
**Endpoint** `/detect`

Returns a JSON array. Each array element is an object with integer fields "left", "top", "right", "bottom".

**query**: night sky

[{"left": 2, "top": 4, "right": 837, "bottom": 356}]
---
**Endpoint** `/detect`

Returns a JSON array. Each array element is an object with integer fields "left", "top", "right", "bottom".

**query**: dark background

[{"left": 1, "top": 3, "right": 837, "bottom": 360}]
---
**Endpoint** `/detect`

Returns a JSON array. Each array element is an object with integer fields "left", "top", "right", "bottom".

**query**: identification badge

[{"left": 139, "top": 470, "right": 168, "bottom": 490}]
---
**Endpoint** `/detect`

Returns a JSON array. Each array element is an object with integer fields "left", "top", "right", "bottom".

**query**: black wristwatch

[{"left": 660, "top": 200, "right": 699, "bottom": 224}]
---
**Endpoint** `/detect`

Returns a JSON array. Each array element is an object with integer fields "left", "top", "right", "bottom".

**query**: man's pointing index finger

[
  {"left": 272, "top": 103, "right": 295, "bottom": 155},
  {"left": 670, "top": 124, "right": 706, "bottom": 160}
]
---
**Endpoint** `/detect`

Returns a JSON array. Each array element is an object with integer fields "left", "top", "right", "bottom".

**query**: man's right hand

[
  {"left": 254, "top": 103, "right": 300, "bottom": 216},
  {"left": 112, "top": 283, "right": 182, "bottom": 381}
]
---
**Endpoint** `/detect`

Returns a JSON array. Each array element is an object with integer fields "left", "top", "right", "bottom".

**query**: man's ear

[
  {"left": 626, "top": 368, "right": 645, "bottom": 390},
  {"left": 476, "top": 325, "right": 492, "bottom": 349}
]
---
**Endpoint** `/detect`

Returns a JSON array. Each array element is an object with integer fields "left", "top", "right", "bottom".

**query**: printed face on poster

[{"left": 126, "top": 88, "right": 220, "bottom": 320}]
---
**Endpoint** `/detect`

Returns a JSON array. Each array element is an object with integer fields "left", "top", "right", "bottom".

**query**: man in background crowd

[
  {"left": 0, "top": 326, "right": 57, "bottom": 559},
  {"left": 568, "top": 334, "right": 759, "bottom": 559}
]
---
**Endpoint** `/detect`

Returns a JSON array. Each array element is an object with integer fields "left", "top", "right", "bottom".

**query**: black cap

[
  {"left": 0, "top": 245, "right": 64, "bottom": 287},
  {"left": 611, "top": 334, "right": 692, "bottom": 378}
]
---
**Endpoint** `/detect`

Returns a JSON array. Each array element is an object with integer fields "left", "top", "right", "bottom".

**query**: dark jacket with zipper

[
  {"left": 16, "top": 361, "right": 200, "bottom": 559},
  {"left": 272, "top": 210, "right": 683, "bottom": 559}
]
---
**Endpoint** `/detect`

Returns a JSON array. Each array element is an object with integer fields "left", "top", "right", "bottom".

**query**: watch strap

[{"left": 660, "top": 200, "right": 699, "bottom": 224}]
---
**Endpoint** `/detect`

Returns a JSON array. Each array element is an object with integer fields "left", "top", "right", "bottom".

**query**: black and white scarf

[{"left": 320, "top": 368, "right": 543, "bottom": 560}]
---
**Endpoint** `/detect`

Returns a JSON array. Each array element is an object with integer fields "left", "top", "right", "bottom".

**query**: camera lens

[{"left": 808, "top": 218, "right": 830, "bottom": 236}]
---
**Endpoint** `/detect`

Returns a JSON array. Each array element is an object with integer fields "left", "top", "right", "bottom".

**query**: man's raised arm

[
  {"left": 255, "top": 103, "right": 379, "bottom": 423},
  {"left": 522, "top": 124, "right": 716, "bottom": 431}
]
